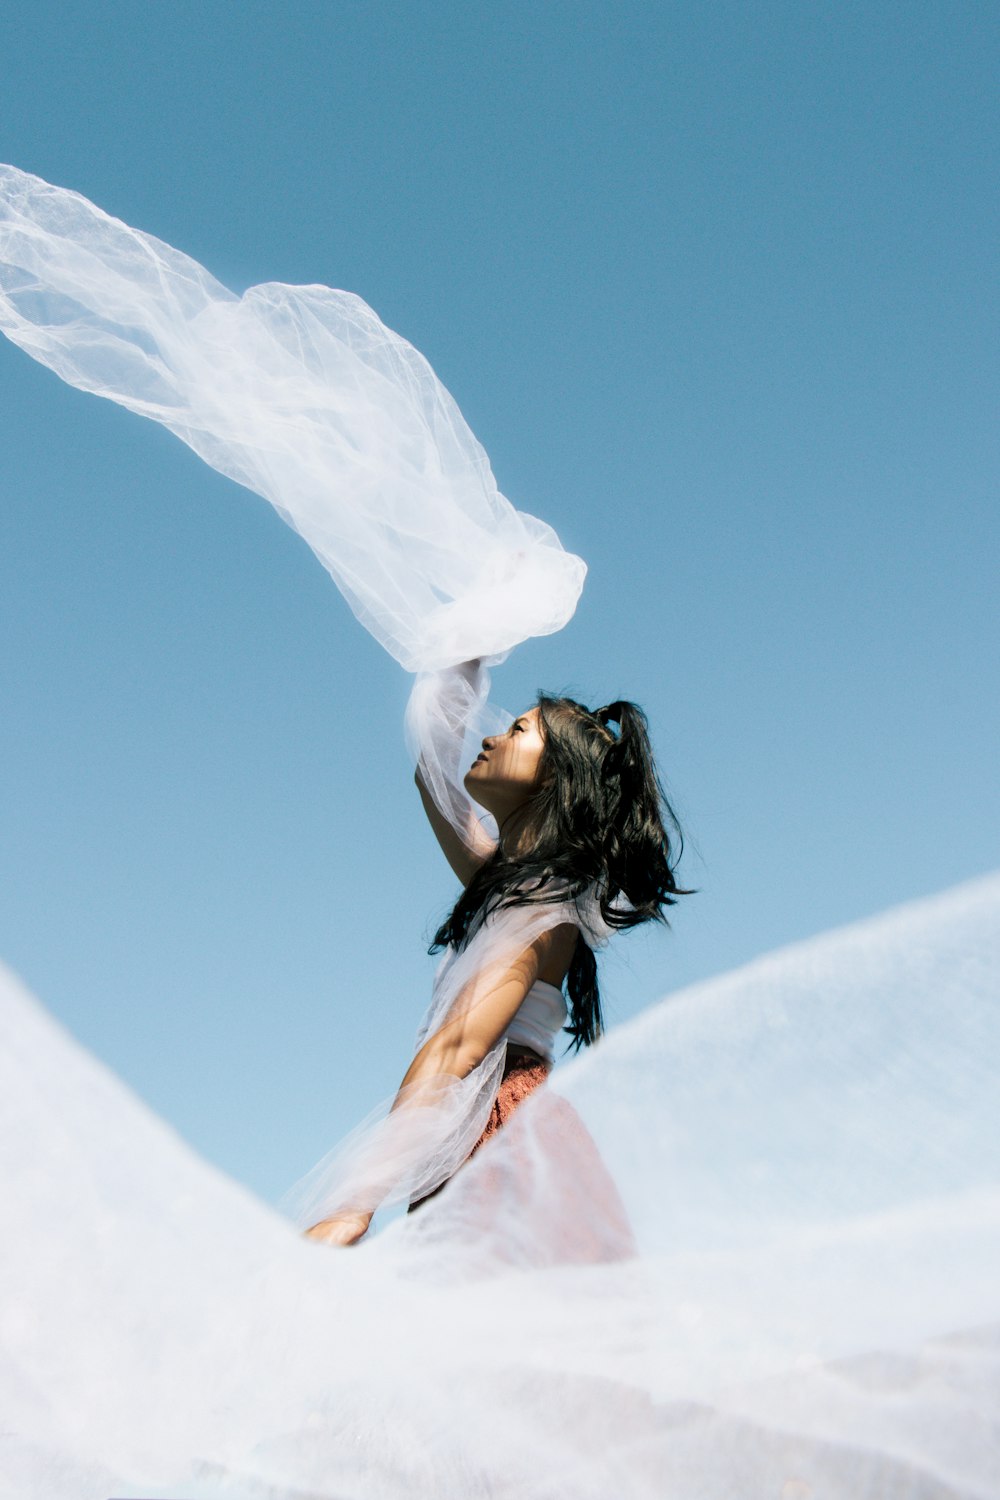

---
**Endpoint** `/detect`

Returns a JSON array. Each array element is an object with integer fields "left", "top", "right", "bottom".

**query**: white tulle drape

[
  {"left": 2, "top": 875, "right": 999, "bottom": 1499},
  {"left": 0, "top": 164, "right": 585, "bottom": 680},
  {"left": 404, "top": 658, "right": 510, "bottom": 853}
]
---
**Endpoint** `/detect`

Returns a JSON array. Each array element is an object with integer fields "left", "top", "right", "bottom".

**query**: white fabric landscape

[{"left": 2, "top": 872, "right": 999, "bottom": 1499}]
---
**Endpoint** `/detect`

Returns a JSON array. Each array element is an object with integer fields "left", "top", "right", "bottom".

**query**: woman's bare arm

[
  {"left": 400, "top": 920, "right": 577, "bottom": 1081},
  {"left": 303, "top": 921, "right": 577, "bottom": 1246},
  {"left": 414, "top": 765, "right": 497, "bottom": 886}
]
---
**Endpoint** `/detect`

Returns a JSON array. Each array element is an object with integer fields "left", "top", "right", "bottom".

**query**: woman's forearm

[
  {"left": 310, "top": 942, "right": 549, "bottom": 1226},
  {"left": 317, "top": 1041, "right": 490, "bottom": 1222},
  {"left": 303, "top": 1029, "right": 492, "bottom": 1239}
]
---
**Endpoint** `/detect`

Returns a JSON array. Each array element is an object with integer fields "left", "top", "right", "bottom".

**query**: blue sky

[{"left": 1, "top": 1, "right": 997, "bottom": 1208}]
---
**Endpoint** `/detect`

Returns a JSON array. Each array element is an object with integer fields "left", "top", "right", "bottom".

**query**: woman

[
  {"left": 301, "top": 662, "right": 692, "bottom": 1247},
  {"left": 0, "top": 164, "right": 691, "bottom": 1249}
]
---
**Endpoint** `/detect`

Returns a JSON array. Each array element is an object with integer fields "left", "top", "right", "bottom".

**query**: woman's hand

[{"left": 303, "top": 1210, "right": 372, "bottom": 1247}]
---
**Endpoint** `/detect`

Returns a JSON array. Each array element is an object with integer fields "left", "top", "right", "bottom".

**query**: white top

[{"left": 505, "top": 979, "right": 568, "bottom": 1064}]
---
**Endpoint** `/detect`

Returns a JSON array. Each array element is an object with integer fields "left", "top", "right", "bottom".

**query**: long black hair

[{"left": 431, "top": 693, "right": 696, "bottom": 1052}]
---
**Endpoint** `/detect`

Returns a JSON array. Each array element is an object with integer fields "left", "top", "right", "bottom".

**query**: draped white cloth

[
  {"left": 3, "top": 164, "right": 999, "bottom": 1498},
  {"left": 2, "top": 875, "right": 999, "bottom": 1499},
  {"left": 0, "top": 164, "right": 585, "bottom": 678}
]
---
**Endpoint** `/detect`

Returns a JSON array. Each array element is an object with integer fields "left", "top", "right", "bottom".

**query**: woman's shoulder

[
  {"left": 470, "top": 873, "right": 614, "bottom": 951},
  {"left": 530, "top": 919, "right": 580, "bottom": 987}
]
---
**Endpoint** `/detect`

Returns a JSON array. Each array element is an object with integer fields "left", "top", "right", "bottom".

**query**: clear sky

[{"left": 1, "top": 0, "right": 997, "bottom": 1208}]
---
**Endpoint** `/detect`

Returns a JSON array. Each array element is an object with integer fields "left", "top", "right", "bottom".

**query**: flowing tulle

[
  {"left": 0, "top": 164, "right": 585, "bottom": 677},
  {"left": 2, "top": 873, "right": 999, "bottom": 1498}
]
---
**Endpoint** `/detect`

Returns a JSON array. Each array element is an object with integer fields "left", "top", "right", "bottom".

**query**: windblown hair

[{"left": 431, "top": 694, "right": 696, "bottom": 1052}]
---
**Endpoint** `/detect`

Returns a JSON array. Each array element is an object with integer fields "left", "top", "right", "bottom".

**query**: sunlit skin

[
  {"left": 304, "top": 701, "right": 576, "bottom": 1248},
  {"left": 463, "top": 706, "right": 551, "bottom": 854}
]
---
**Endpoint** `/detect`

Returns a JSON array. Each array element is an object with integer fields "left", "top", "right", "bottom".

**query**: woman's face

[{"left": 463, "top": 707, "right": 548, "bottom": 819}]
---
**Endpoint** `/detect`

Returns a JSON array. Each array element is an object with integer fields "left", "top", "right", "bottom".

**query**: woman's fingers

[{"left": 303, "top": 1212, "right": 372, "bottom": 1247}]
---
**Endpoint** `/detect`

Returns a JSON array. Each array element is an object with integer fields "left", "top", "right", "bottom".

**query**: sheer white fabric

[
  {"left": 0, "top": 163, "right": 585, "bottom": 679},
  {"left": 403, "top": 658, "right": 510, "bottom": 851},
  {"left": 2, "top": 874, "right": 999, "bottom": 1499}
]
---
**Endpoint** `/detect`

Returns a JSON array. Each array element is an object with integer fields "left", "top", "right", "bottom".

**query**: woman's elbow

[{"left": 424, "top": 1037, "right": 492, "bottom": 1080}]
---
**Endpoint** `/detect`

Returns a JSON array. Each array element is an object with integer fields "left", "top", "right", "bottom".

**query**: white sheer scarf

[{"left": 0, "top": 164, "right": 584, "bottom": 675}]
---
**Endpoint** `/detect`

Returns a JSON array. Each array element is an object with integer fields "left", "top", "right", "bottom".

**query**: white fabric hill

[{"left": 3, "top": 873, "right": 999, "bottom": 1499}]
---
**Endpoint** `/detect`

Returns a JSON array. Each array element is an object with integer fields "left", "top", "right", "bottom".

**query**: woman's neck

[{"left": 497, "top": 802, "right": 539, "bottom": 859}]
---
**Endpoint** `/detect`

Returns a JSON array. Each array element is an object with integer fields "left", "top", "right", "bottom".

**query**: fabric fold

[{"left": 0, "top": 162, "right": 586, "bottom": 673}]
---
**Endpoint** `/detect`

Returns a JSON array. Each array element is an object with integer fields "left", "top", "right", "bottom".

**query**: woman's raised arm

[
  {"left": 414, "top": 764, "right": 496, "bottom": 886},
  {"left": 406, "top": 659, "right": 500, "bottom": 884}
]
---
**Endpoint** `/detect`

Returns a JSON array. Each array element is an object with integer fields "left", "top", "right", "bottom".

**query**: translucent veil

[
  {"left": 2, "top": 876, "right": 998, "bottom": 1500},
  {"left": 0, "top": 165, "right": 585, "bottom": 676},
  {"left": 3, "top": 165, "right": 1000, "bottom": 1500}
]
